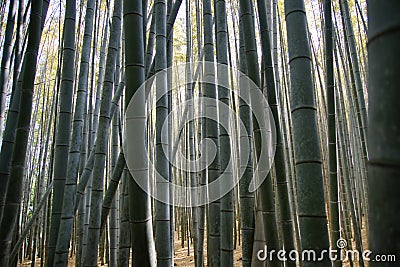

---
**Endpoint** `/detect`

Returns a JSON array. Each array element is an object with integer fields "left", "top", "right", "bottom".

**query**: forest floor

[
  {"left": 19, "top": 232, "right": 243, "bottom": 266},
  {"left": 19, "top": 218, "right": 368, "bottom": 267},
  {"left": 173, "top": 232, "right": 243, "bottom": 266}
]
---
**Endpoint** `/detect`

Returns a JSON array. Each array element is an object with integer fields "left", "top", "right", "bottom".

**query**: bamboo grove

[{"left": 0, "top": 0, "right": 398, "bottom": 266}]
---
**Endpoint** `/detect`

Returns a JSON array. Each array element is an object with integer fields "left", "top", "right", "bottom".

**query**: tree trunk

[
  {"left": 124, "top": 0, "right": 157, "bottom": 265},
  {"left": 0, "top": 0, "right": 46, "bottom": 264},
  {"left": 367, "top": 1, "right": 400, "bottom": 264},
  {"left": 283, "top": 1, "right": 330, "bottom": 265}
]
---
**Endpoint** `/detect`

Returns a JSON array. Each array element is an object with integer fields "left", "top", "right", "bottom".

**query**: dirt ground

[
  {"left": 19, "top": 219, "right": 368, "bottom": 267},
  {"left": 173, "top": 233, "right": 243, "bottom": 266},
  {"left": 19, "top": 233, "right": 243, "bottom": 267}
]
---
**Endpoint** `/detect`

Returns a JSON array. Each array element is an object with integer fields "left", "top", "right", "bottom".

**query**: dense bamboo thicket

[{"left": 0, "top": 0, "right": 398, "bottom": 266}]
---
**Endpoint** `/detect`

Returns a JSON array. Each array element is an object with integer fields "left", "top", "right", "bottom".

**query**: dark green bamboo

[
  {"left": 100, "top": 152, "right": 125, "bottom": 230},
  {"left": 83, "top": 0, "right": 122, "bottom": 265},
  {"left": 238, "top": 17, "right": 254, "bottom": 266},
  {"left": 108, "top": 61, "right": 121, "bottom": 267},
  {"left": 215, "top": 0, "right": 234, "bottom": 265},
  {"left": 203, "top": 0, "right": 221, "bottom": 265},
  {"left": 53, "top": 0, "right": 96, "bottom": 265},
  {"left": 154, "top": 0, "right": 172, "bottom": 265},
  {"left": 238, "top": 1, "right": 280, "bottom": 266},
  {"left": 0, "top": 0, "right": 17, "bottom": 132},
  {"left": 74, "top": 76, "right": 125, "bottom": 212},
  {"left": 118, "top": 170, "right": 130, "bottom": 267},
  {"left": 183, "top": 1, "right": 200, "bottom": 266},
  {"left": 367, "top": 1, "right": 400, "bottom": 264},
  {"left": 47, "top": 0, "right": 77, "bottom": 264},
  {"left": 340, "top": 0, "right": 367, "bottom": 135},
  {"left": 0, "top": 0, "right": 46, "bottom": 264},
  {"left": 146, "top": 0, "right": 182, "bottom": 78},
  {"left": 283, "top": 1, "right": 330, "bottom": 265},
  {"left": 0, "top": 0, "right": 50, "bottom": 224},
  {"left": 325, "top": 1, "right": 341, "bottom": 266},
  {"left": 256, "top": 0, "right": 296, "bottom": 265},
  {"left": 124, "top": 0, "right": 157, "bottom": 264}
]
